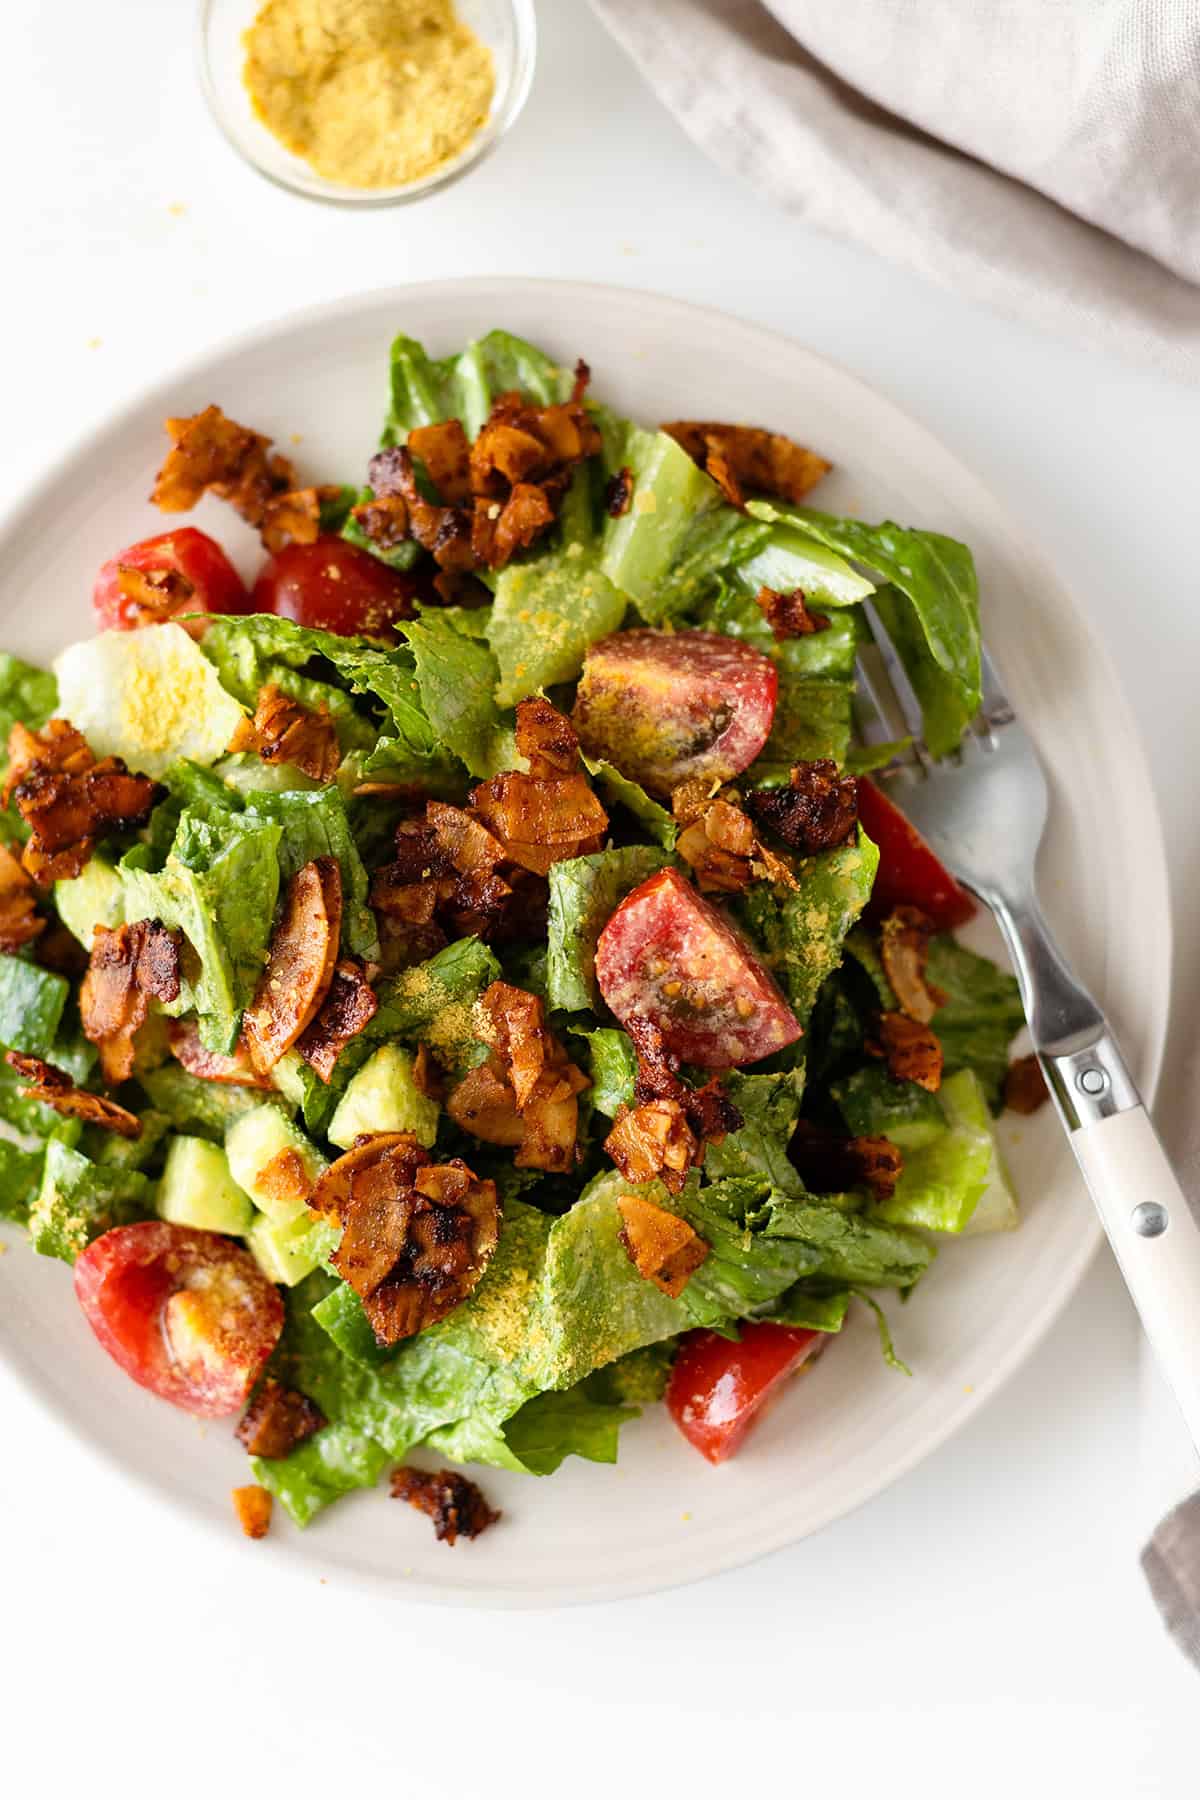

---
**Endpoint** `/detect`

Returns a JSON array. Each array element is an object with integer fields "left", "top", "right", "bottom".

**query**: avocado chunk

[
  {"left": 247, "top": 1209, "right": 338, "bottom": 1288},
  {"left": 327, "top": 1044, "right": 439, "bottom": 1151},
  {"left": 225, "top": 1104, "right": 327, "bottom": 1222},
  {"left": 54, "top": 857, "right": 126, "bottom": 948},
  {"left": 157, "top": 1136, "right": 254, "bottom": 1236}
]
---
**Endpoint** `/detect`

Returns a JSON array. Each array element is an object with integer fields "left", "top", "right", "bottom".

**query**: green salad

[{"left": 0, "top": 327, "right": 1033, "bottom": 1542}]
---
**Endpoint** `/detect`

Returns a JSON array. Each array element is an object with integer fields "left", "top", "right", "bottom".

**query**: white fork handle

[{"left": 1068, "top": 1106, "right": 1200, "bottom": 1448}]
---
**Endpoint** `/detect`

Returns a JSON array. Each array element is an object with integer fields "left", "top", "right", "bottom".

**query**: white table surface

[{"left": 2, "top": 2, "right": 1198, "bottom": 1791}]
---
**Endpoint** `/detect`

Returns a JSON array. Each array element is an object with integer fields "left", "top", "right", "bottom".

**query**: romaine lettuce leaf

[
  {"left": 765, "top": 1282, "right": 852, "bottom": 1333},
  {"left": 138, "top": 1062, "right": 283, "bottom": 1139},
  {"left": 762, "top": 1193, "right": 935, "bottom": 1287},
  {"left": 671, "top": 1175, "right": 828, "bottom": 1327},
  {"left": 831, "top": 1063, "right": 947, "bottom": 1150},
  {"left": 122, "top": 807, "right": 282, "bottom": 1053},
  {"left": 0, "top": 1031, "right": 94, "bottom": 1139},
  {"left": 746, "top": 502, "right": 982, "bottom": 756},
  {"left": 702, "top": 1067, "right": 806, "bottom": 1196},
  {"left": 582, "top": 756, "right": 676, "bottom": 848},
  {"left": 927, "top": 936, "right": 1025, "bottom": 1110},
  {"left": 400, "top": 609, "right": 514, "bottom": 777},
  {"left": 492, "top": 1382, "right": 638, "bottom": 1477},
  {"left": 244, "top": 786, "right": 377, "bottom": 959},
  {"left": 370, "top": 936, "right": 501, "bottom": 1073},
  {"left": 0, "top": 1137, "right": 46, "bottom": 1222},
  {"left": 546, "top": 844, "right": 670, "bottom": 1013},
  {"left": 874, "top": 1068, "right": 1015, "bottom": 1234},
  {"left": 383, "top": 327, "right": 575, "bottom": 444},
  {"left": 0, "top": 954, "right": 68, "bottom": 1057},
  {"left": 574, "top": 1026, "right": 637, "bottom": 1118},
  {"left": 28, "top": 1138, "right": 151, "bottom": 1263},
  {"left": 0, "top": 652, "right": 57, "bottom": 742},
  {"left": 487, "top": 538, "right": 626, "bottom": 705},
  {"left": 600, "top": 426, "right": 723, "bottom": 618},
  {"left": 736, "top": 826, "right": 879, "bottom": 1026}
]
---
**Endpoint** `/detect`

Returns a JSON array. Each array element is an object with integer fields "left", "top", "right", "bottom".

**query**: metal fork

[{"left": 856, "top": 608, "right": 1200, "bottom": 1448}]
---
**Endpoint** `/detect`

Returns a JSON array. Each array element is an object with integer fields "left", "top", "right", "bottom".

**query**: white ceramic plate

[{"left": 0, "top": 280, "right": 1171, "bottom": 1607}]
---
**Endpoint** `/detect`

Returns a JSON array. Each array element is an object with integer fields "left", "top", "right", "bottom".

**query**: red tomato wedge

[
  {"left": 572, "top": 629, "right": 777, "bottom": 797},
  {"left": 595, "top": 866, "right": 801, "bottom": 1068},
  {"left": 667, "top": 1322, "right": 828, "bottom": 1464},
  {"left": 73, "top": 1222, "right": 284, "bottom": 1418},
  {"left": 857, "top": 778, "right": 976, "bottom": 931},
  {"left": 252, "top": 537, "right": 425, "bottom": 638},
  {"left": 93, "top": 527, "right": 248, "bottom": 631}
]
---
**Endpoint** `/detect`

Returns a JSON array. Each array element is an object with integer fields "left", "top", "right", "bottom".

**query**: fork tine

[
  {"left": 862, "top": 597, "right": 931, "bottom": 757},
  {"left": 979, "top": 641, "right": 1016, "bottom": 727}
]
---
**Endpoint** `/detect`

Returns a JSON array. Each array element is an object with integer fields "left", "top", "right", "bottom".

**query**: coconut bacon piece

[
  {"left": 5, "top": 719, "right": 163, "bottom": 886},
  {"left": 879, "top": 905, "right": 946, "bottom": 1025},
  {"left": 389, "top": 1466, "right": 499, "bottom": 1545},
  {"left": 227, "top": 683, "right": 341, "bottom": 783},
  {"left": 6, "top": 1051, "right": 142, "bottom": 1137},
  {"left": 295, "top": 959, "right": 379, "bottom": 1083},
  {"left": 152, "top": 404, "right": 295, "bottom": 528},
  {"left": 744, "top": 760, "right": 858, "bottom": 857},
  {"left": 0, "top": 843, "right": 45, "bottom": 953},
  {"left": 617, "top": 1193, "right": 710, "bottom": 1298},
  {"left": 80, "top": 920, "right": 184, "bottom": 1085},
  {"left": 868, "top": 1012, "right": 944, "bottom": 1093},
  {"left": 236, "top": 1379, "right": 325, "bottom": 1460},
  {"left": 243, "top": 858, "right": 342, "bottom": 1073},
  {"left": 662, "top": 420, "right": 831, "bottom": 506}
]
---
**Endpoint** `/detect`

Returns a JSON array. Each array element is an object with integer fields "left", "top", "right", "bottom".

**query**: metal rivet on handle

[
  {"left": 1131, "top": 1202, "right": 1169, "bottom": 1238},
  {"left": 1078, "top": 1067, "right": 1107, "bottom": 1096}
]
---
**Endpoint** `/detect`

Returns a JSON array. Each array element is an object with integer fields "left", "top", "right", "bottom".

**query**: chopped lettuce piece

[
  {"left": 747, "top": 502, "right": 982, "bottom": 757},
  {"left": 546, "top": 844, "right": 670, "bottom": 1014},
  {"left": 488, "top": 542, "right": 626, "bottom": 705},
  {"left": 765, "top": 1283, "right": 852, "bottom": 1333},
  {"left": 383, "top": 327, "right": 574, "bottom": 444},
  {"left": 54, "top": 625, "right": 247, "bottom": 778},
  {"left": 495, "top": 1382, "right": 639, "bottom": 1477},
  {"left": 575, "top": 1027, "right": 637, "bottom": 1118},
  {"left": 54, "top": 857, "right": 126, "bottom": 948},
  {"left": 927, "top": 936, "right": 1025, "bottom": 1111},
  {"left": 875, "top": 1068, "right": 1015, "bottom": 1234},
  {"left": 28, "top": 1138, "right": 151, "bottom": 1263},
  {"left": 734, "top": 525, "right": 876, "bottom": 608},
  {"left": 371, "top": 937, "right": 501, "bottom": 1073},
  {"left": 670, "top": 1176, "right": 828, "bottom": 1327},
  {"left": 736, "top": 826, "right": 879, "bottom": 1026},
  {"left": 0, "top": 652, "right": 57, "bottom": 743},
  {"left": 0, "top": 954, "right": 68, "bottom": 1056},
  {"left": 122, "top": 806, "right": 282, "bottom": 1054},
  {"left": 582, "top": 756, "right": 676, "bottom": 848},
  {"left": 400, "top": 610, "right": 514, "bottom": 777},
  {"left": 703, "top": 1067, "right": 806, "bottom": 1196},
  {"left": 600, "top": 427, "right": 722, "bottom": 618},
  {"left": 138, "top": 1063, "right": 280, "bottom": 1139},
  {"left": 244, "top": 786, "right": 377, "bottom": 959},
  {"left": 832, "top": 1064, "right": 947, "bottom": 1150},
  {"left": 762, "top": 1192, "right": 935, "bottom": 1287},
  {"left": 0, "top": 1137, "right": 46, "bottom": 1222}
]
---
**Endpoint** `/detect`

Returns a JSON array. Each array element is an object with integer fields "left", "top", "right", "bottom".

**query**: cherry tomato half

[
  {"left": 252, "top": 537, "right": 425, "bottom": 638},
  {"left": 73, "top": 1221, "right": 283, "bottom": 1418},
  {"left": 666, "top": 1321, "right": 828, "bottom": 1463},
  {"left": 596, "top": 866, "right": 801, "bottom": 1068},
  {"left": 92, "top": 527, "right": 248, "bottom": 632},
  {"left": 857, "top": 778, "right": 977, "bottom": 932}
]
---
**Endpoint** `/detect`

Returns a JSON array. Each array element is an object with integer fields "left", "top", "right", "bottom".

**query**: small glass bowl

[{"left": 197, "top": 0, "right": 537, "bottom": 207}]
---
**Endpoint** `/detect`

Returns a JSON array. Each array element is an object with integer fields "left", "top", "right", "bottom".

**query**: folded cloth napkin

[{"left": 590, "top": 0, "right": 1200, "bottom": 381}]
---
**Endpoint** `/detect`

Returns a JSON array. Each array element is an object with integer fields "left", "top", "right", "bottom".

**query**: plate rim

[{"left": 0, "top": 277, "right": 1172, "bottom": 1606}]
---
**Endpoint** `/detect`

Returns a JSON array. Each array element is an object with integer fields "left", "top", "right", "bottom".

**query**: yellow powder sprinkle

[{"left": 242, "top": 0, "right": 495, "bottom": 190}]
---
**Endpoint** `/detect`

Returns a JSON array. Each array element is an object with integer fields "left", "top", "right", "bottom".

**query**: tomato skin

[
  {"left": 596, "top": 867, "right": 801, "bottom": 1068},
  {"left": 857, "top": 778, "right": 976, "bottom": 931},
  {"left": 572, "top": 629, "right": 778, "bottom": 797},
  {"left": 92, "top": 527, "right": 248, "bottom": 631},
  {"left": 73, "top": 1222, "right": 283, "bottom": 1418},
  {"left": 666, "top": 1322, "right": 827, "bottom": 1464},
  {"left": 252, "top": 537, "right": 425, "bottom": 638}
]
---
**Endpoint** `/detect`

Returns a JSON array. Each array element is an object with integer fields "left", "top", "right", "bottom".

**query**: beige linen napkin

[{"left": 590, "top": 0, "right": 1200, "bottom": 381}]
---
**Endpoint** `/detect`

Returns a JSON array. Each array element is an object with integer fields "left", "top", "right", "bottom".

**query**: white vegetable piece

[{"left": 53, "top": 624, "right": 245, "bottom": 779}]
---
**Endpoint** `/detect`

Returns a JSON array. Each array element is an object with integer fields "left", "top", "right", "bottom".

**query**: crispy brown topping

[
  {"left": 754, "top": 584, "right": 830, "bottom": 639},
  {"left": 745, "top": 760, "right": 858, "bottom": 857},
  {"left": 152, "top": 405, "right": 295, "bottom": 527},
  {"left": 469, "top": 770, "right": 607, "bottom": 877},
  {"left": 609, "top": 1015, "right": 742, "bottom": 1189},
  {"left": 244, "top": 858, "right": 342, "bottom": 1073},
  {"left": 515, "top": 696, "right": 580, "bottom": 779},
  {"left": 6, "top": 1050, "right": 141, "bottom": 1137},
  {"left": 236, "top": 1380, "right": 325, "bottom": 1460},
  {"left": 260, "top": 484, "right": 343, "bottom": 554},
  {"left": 791, "top": 1118, "right": 903, "bottom": 1200},
  {"left": 6, "top": 719, "right": 163, "bottom": 886},
  {"left": 231, "top": 1485, "right": 273, "bottom": 1540},
  {"left": 227, "top": 683, "right": 341, "bottom": 783},
  {"left": 447, "top": 980, "right": 590, "bottom": 1173},
  {"left": 0, "top": 843, "right": 45, "bottom": 953},
  {"left": 259, "top": 1147, "right": 315, "bottom": 1210},
  {"left": 295, "top": 958, "right": 379, "bottom": 1082},
  {"left": 80, "top": 920, "right": 183, "bottom": 1085},
  {"left": 617, "top": 1192, "right": 709, "bottom": 1296},
  {"left": 389, "top": 1466, "right": 499, "bottom": 1544},
  {"left": 412, "top": 1043, "right": 443, "bottom": 1102},
  {"left": 662, "top": 420, "right": 831, "bottom": 506},
  {"left": 702, "top": 432, "right": 745, "bottom": 509},
  {"left": 116, "top": 564, "right": 199, "bottom": 631},
  {"left": 868, "top": 1012, "right": 944, "bottom": 1092},
  {"left": 1004, "top": 1053, "right": 1049, "bottom": 1115},
  {"left": 408, "top": 419, "right": 473, "bottom": 504},
  {"left": 370, "top": 801, "right": 532, "bottom": 959},
  {"left": 167, "top": 1018, "right": 272, "bottom": 1088},
  {"left": 604, "top": 465, "right": 633, "bottom": 518},
  {"left": 311, "top": 1132, "right": 500, "bottom": 1345},
  {"left": 880, "top": 906, "right": 946, "bottom": 1025},
  {"left": 672, "top": 783, "right": 798, "bottom": 896},
  {"left": 359, "top": 379, "right": 601, "bottom": 574}
]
